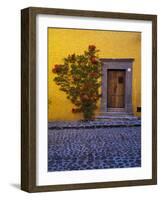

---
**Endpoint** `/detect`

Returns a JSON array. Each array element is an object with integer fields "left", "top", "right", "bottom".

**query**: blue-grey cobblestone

[{"left": 48, "top": 123, "right": 141, "bottom": 172}]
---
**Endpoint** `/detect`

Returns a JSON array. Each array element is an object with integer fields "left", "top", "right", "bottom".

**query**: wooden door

[{"left": 107, "top": 70, "right": 125, "bottom": 108}]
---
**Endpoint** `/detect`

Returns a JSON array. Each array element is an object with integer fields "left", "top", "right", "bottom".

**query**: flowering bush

[{"left": 52, "top": 45, "right": 102, "bottom": 120}]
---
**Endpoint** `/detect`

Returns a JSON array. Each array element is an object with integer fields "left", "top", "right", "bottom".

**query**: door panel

[{"left": 107, "top": 70, "right": 125, "bottom": 108}]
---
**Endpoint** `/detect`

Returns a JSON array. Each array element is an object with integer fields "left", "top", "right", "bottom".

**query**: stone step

[
  {"left": 100, "top": 112, "right": 129, "bottom": 115},
  {"left": 96, "top": 115, "right": 139, "bottom": 120},
  {"left": 98, "top": 112, "right": 133, "bottom": 116}
]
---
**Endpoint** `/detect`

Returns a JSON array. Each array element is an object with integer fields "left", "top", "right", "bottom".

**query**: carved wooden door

[{"left": 107, "top": 70, "right": 125, "bottom": 109}]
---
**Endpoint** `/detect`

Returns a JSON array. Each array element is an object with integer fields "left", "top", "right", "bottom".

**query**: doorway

[{"left": 99, "top": 58, "right": 134, "bottom": 116}]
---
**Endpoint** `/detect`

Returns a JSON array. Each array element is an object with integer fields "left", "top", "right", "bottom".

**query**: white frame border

[{"left": 36, "top": 14, "right": 152, "bottom": 186}]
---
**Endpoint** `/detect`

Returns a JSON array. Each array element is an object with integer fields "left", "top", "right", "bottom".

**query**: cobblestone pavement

[{"left": 48, "top": 125, "right": 141, "bottom": 172}]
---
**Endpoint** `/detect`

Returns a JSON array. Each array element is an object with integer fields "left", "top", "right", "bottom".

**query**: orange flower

[
  {"left": 52, "top": 64, "right": 62, "bottom": 73},
  {"left": 90, "top": 56, "right": 98, "bottom": 64},
  {"left": 71, "top": 54, "right": 76, "bottom": 60},
  {"left": 88, "top": 45, "right": 96, "bottom": 51},
  {"left": 72, "top": 108, "right": 77, "bottom": 113}
]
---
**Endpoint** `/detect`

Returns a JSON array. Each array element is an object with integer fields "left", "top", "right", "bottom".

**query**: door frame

[{"left": 100, "top": 58, "right": 134, "bottom": 115}]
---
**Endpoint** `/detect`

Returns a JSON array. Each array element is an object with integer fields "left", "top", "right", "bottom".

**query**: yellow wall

[{"left": 48, "top": 28, "right": 141, "bottom": 121}]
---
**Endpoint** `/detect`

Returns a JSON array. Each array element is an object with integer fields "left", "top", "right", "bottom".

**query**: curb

[{"left": 49, "top": 123, "right": 141, "bottom": 130}]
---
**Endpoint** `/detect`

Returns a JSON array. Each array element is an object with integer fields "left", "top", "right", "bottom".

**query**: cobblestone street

[{"left": 48, "top": 121, "right": 141, "bottom": 172}]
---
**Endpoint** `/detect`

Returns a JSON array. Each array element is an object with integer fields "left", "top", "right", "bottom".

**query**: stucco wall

[{"left": 48, "top": 28, "right": 141, "bottom": 121}]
